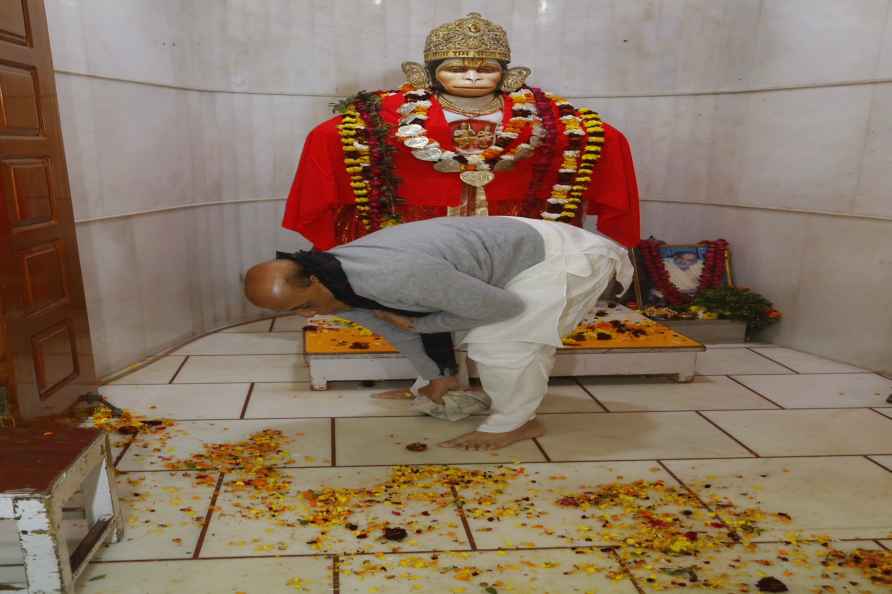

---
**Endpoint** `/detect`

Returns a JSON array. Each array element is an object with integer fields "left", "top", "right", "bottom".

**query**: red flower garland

[
  {"left": 349, "top": 91, "right": 401, "bottom": 230},
  {"left": 639, "top": 239, "right": 729, "bottom": 306},
  {"left": 524, "top": 86, "right": 560, "bottom": 206}
]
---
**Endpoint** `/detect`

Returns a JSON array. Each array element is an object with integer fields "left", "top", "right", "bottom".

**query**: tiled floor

[{"left": 4, "top": 315, "right": 891, "bottom": 593}]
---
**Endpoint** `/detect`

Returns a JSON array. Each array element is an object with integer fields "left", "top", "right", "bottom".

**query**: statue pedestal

[{"left": 303, "top": 304, "right": 703, "bottom": 390}]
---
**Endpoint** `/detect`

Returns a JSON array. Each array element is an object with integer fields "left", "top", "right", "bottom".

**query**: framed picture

[{"left": 630, "top": 242, "right": 734, "bottom": 307}]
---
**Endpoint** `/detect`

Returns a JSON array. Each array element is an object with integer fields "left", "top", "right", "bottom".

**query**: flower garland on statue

[
  {"left": 638, "top": 239, "right": 730, "bottom": 306},
  {"left": 337, "top": 86, "right": 607, "bottom": 228},
  {"left": 394, "top": 86, "right": 605, "bottom": 224},
  {"left": 539, "top": 93, "right": 604, "bottom": 223},
  {"left": 335, "top": 91, "right": 401, "bottom": 231}
]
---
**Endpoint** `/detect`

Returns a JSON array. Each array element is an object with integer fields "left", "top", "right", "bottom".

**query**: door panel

[{"left": 0, "top": 0, "right": 95, "bottom": 420}]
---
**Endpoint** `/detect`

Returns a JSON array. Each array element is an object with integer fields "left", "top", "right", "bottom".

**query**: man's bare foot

[
  {"left": 370, "top": 388, "right": 415, "bottom": 400},
  {"left": 439, "top": 418, "right": 544, "bottom": 451}
]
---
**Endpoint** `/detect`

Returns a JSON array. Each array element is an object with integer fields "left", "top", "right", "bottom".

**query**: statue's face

[{"left": 435, "top": 58, "right": 503, "bottom": 97}]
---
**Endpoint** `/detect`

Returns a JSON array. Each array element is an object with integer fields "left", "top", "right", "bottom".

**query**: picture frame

[{"left": 628, "top": 243, "right": 734, "bottom": 308}]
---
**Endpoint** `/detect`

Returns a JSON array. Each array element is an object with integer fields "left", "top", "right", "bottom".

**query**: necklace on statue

[
  {"left": 437, "top": 93, "right": 503, "bottom": 118},
  {"left": 395, "top": 87, "right": 544, "bottom": 174}
]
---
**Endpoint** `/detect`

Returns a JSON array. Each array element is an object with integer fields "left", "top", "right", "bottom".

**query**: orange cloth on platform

[{"left": 282, "top": 92, "right": 640, "bottom": 249}]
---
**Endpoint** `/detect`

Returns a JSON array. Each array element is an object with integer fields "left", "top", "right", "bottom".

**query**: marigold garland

[
  {"left": 338, "top": 86, "right": 606, "bottom": 230},
  {"left": 335, "top": 91, "right": 401, "bottom": 231}
]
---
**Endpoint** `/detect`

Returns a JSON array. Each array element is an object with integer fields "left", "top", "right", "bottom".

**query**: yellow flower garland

[
  {"left": 543, "top": 93, "right": 605, "bottom": 223},
  {"left": 338, "top": 89, "right": 606, "bottom": 228},
  {"left": 336, "top": 108, "right": 373, "bottom": 229}
]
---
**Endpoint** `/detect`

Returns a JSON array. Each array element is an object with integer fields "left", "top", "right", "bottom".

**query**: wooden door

[{"left": 0, "top": 0, "right": 96, "bottom": 421}]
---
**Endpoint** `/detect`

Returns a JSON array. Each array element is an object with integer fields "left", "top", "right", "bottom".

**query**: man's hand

[{"left": 373, "top": 310, "right": 415, "bottom": 332}]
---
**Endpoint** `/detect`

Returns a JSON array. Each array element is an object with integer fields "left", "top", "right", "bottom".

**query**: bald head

[{"left": 244, "top": 259, "right": 308, "bottom": 311}]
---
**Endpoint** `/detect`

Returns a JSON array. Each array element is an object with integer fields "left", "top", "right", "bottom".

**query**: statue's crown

[{"left": 424, "top": 12, "right": 510, "bottom": 62}]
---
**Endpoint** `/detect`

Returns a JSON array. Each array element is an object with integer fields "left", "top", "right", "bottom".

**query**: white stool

[{"left": 0, "top": 426, "right": 124, "bottom": 594}]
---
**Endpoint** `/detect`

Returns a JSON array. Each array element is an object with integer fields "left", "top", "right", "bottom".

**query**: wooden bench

[{"left": 0, "top": 426, "right": 124, "bottom": 594}]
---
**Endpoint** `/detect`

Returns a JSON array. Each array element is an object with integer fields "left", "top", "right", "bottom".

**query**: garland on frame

[{"left": 638, "top": 239, "right": 730, "bottom": 306}]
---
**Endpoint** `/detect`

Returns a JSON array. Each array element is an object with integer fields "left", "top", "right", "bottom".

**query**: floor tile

[
  {"left": 99, "top": 383, "right": 250, "bottom": 419},
  {"left": 705, "top": 343, "right": 775, "bottom": 349},
  {"left": 627, "top": 540, "right": 885, "bottom": 593},
  {"left": 95, "top": 471, "right": 216, "bottom": 561},
  {"left": 702, "top": 409, "right": 892, "bottom": 456},
  {"left": 172, "top": 332, "right": 302, "bottom": 355},
  {"left": 455, "top": 461, "right": 703, "bottom": 549},
  {"left": 870, "top": 456, "right": 892, "bottom": 471},
  {"left": 751, "top": 347, "right": 866, "bottom": 373},
  {"left": 272, "top": 315, "right": 309, "bottom": 332},
  {"left": 695, "top": 349, "right": 793, "bottom": 375},
  {"left": 732, "top": 373, "right": 892, "bottom": 408},
  {"left": 110, "top": 356, "right": 187, "bottom": 385},
  {"left": 80, "top": 557, "right": 333, "bottom": 593},
  {"left": 174, "top": 355, "right": 307, "bottom": 383},
  {"left": 221, "top": 318, "right": 274, "bottom": 333},
  {"left": 245, "top": 381, "right": 422, "bottom": 418},
  {"left": 536, "top": 379, "right": 605, "bottom": 413},
  {"left": 581, "top": 375, "right": 777, "bottom": 412},
  {"left": 117, "top": 418, "right": 331, "bottom": 471},
  {"left": 664, "top": 457, "right": 892, "bottom": 540},
  {"left": 340, "top": 547, "right": 637, "bottom": 594},
  {"left": 335, "top": 416, "right": 546, "bottom": 466},
  {"left": 537, "top": 412, "right": 753, "bottom": 461},
  {"left": 201, "top": 466, "right": 470, "bottom": 556}
]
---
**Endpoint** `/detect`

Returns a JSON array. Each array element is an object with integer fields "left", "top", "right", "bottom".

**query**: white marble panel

[
  {"left": 782, "top": 215, "right": 892, "bottom": 373},
  {"left": 732, "top": 85, "right": 872, "bottom": 213},
  {"left": 78, "top": 0, "right": 187, "bottom": 86},
  {"left": 581, "top": 87, "right": 873, "bottom": 215},
  {"left": 131, "top": 210, "right": 199, "bottom": 349},
  {"left": 518, "top": 0, "right": 767, "bottom": 96},
  {"left": 86, "top": 293, "right": 149, "bottom": 377},
  {"left": 69, "top": 77, "right": 195, "bottom": 218},
  {"left": 879, "top": 3, "right": 892, "bottom": 77},
  {"left": 44, "top": 0, "right": 88, "bottom": 73},
  {"left": 749, "top": 0, "right": 889, "bottom": 88},
  {"left": 75, "top": 219, "right": 139, "bottom": 316},
  {"left": 55, "top": 73, "right": 102, "bottom": 221},
  {"left": 639, "top": 201, "right": 702, "bottom": 242},
  {"left": 76, "top": 218, "right": 148, "bottom": 375},
  {"left": 854, "top": 83, "right": 892, "bottom": 218},
  {"left": 47, "top": 0, "right": 891, "bottom": 97}
]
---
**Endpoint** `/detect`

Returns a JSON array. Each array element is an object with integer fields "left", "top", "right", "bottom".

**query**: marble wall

[{"left": 48, "top": 0, "right": 892, "bottom": 375}]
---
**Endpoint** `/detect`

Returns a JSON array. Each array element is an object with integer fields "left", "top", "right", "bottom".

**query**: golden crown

[{"left": 424, "top": 12, "right": 511, "bottom": 63}]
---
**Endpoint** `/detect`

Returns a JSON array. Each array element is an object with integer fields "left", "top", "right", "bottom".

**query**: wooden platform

[{"left": 304, "top": 304, "right": 704, "bottom": 389}]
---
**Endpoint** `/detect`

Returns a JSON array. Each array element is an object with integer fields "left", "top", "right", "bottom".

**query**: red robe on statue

[{"left": 282, "top": 92, "right": 640, "bottom": 250}]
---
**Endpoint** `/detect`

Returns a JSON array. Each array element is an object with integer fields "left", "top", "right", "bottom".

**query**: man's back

[{"left": 330, "top": 216, "right": 546, "bottom": 292}]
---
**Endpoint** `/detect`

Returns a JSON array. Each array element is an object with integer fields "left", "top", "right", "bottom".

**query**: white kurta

[{"left": 462, "top": 218, "right": 634, "bottom": 433}]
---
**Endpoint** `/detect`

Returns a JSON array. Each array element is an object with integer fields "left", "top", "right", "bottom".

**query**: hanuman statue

[{"left": 282, "top": 12, "right": 640, "bottom": 249}]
